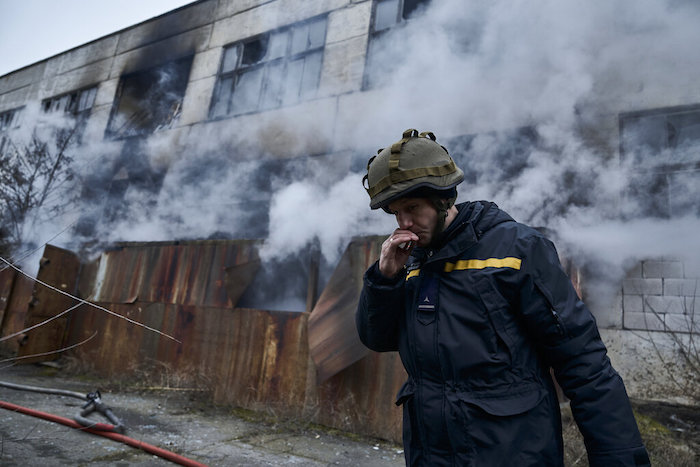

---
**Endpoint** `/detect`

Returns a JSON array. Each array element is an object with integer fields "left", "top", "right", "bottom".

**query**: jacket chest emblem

[{"left": 416, "top": 274, "right": 439, "bottom": 314}]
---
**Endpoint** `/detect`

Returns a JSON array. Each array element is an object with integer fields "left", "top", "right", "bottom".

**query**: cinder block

[
  {"left": 665, "top": 314, "right": 698, "bottom": 333},
  {"left": 664, "top": 278, "right": 699, "bottom": 297},
  {"left": 686, "top": 297, "right": 698, "bottom": 315},
  {"left": 622, "top": 278, "right": 662, "bottom": 295},
  {"left": 645, "top": 295, "right": 686, "bottom": 314},
  {"left": 622, "top": 294, "right": 644, "bottom": 313},
  {"left": 643, "top": 260, "right": 683, "bottom": 279},
  {"left": 623, "top": 311, "right": 665, "bottom": 331}
]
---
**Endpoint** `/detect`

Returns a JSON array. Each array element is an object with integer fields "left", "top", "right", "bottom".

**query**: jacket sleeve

[
  {"left": 518, "top": 235, "right": 650, "bottom": 467},
  {"left": 355, "top": 261, "right": 405, "bottom": 352}
]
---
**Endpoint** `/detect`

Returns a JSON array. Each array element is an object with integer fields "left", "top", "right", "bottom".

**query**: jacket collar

[{"left": 412, "top": 201, "right": 513, "bottom": 265}]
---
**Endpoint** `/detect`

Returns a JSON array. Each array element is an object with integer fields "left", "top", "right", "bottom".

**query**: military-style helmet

[{"left": 363, "top": 129, "right": 464, "bottom": 212}]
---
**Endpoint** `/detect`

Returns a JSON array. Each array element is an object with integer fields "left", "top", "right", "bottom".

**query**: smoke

[
  {"left": 4, "top": 0, "right": 700, "bottom": 307},
  {"left": 261, "top": 172, "right": 395, "bottom": 263},
  {"left": 261, "top": 0, "right": 700, "bottom": 304}
]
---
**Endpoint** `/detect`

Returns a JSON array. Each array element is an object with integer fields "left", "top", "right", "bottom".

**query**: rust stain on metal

[
  {"left": 0, "top": 267, "right": 16, "bottom": 331},
  {"left": 0, "top": 271, "right": 33, "bottom": 355},
  {"left": 308, "top": 236, "right": 384, "bottom": 382},
  {"left": 7, "top": 238, "right": 417, "bottom": 441},
  {"left": 18, "top": 245, "right": 80, "bottom": 363},
  {"left": 224, "top": 259, "right": 261, "bottom": 308},
  {"left": 316, "top": 350, "right": 406, "bottom": 441},
  {"left": 87, "top": 240, "right": 260, "bottom": 307},
  {"left": 66, "top": 301, "right": 309, "bottom": 411}
]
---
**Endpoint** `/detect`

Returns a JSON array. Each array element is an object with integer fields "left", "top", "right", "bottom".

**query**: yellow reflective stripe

[
  {"left": 406, "top": 269, "right": 421, "bottom": 280},
  {"left": 444, "top": 257, "right": 522, "bottom": 272}
]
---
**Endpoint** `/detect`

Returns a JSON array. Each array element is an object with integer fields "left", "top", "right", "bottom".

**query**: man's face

[{"left": 387, "top": 197, "right": 439, "bottom": 247}]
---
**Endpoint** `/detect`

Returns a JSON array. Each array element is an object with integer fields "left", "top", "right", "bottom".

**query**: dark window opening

[
  {"left": 42, "top": 87, "right": 97, "bottom": 143},
  {"left": 620, "top": 104, "right": 700, "bottom": 218},
  {"left": 210, "top": 15, "right": 327, "bottom": 119},
  {"left": 106, "top": 56, "right": 193, "bottom": 139},
  {"left": 364, "top": 0, "right": 431, "bottom": 89},
  {"left": 0, "top": 108, "right": 22, "bottom": 132},
  {"left": 0, "top": 108, "right": 23, "bottom": 155},
  {"left": 42, "top": 86, "right": 97, "bottom": 116}
]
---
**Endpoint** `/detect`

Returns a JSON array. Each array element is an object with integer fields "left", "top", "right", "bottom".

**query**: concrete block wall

[{"left": 622, "top": 259, "right": 699, "bottom": 333}]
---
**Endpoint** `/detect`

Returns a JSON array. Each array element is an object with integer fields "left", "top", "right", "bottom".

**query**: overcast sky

[{"left": 0, "top": 0, "right": 195, "bottom": 77}]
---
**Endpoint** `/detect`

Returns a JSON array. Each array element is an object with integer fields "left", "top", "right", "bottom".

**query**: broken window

[
  {"left": 620, "top": 104, "right": 700, "bottom": 217},
  {"left": 0, "top": 107, "right": 22, "bottom": 132},
  {"left": 41, "top": 87, "right": 97, "bottom": 143},
  {"left": 42, "top": 86, "right": 97, "bottom": 116},
  {"left": 0, "top": 108, "right": 22, "bottom": 154},
  {"left": 210, "top": 15, "right": 327, "bottom": 118},
  {"left": 364, "top": 0, "right": 431, "bottom": 89},
  {"left": 106, "top": 56, "right": 193, "bottom": 139}
]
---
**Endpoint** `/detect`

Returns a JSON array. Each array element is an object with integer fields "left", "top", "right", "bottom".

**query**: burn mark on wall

[{"left": 106, "top": 56, "right": 193, "bottom": 139}]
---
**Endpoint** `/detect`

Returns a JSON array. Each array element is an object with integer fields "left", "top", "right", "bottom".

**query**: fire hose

[{"left": 0, "top": 380, "right": 208, "bottom": 467}]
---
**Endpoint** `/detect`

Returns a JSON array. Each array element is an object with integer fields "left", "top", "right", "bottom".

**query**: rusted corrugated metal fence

[{"left": 5, "top": 238, "right": 406, "bottom": 442}]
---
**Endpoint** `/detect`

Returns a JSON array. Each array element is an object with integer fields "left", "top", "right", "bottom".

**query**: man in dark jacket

[{"left": 356, "top": 129, "right": 650, "bottom": 466}]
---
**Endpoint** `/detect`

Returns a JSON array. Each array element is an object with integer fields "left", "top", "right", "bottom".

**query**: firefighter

[{"left": 356, "top": 129, "right": 650, "bottom": 466}]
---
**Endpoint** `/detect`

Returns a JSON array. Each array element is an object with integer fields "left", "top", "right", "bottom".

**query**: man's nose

[{"left": 397, "top": 213, "right": 412, "bottom": 229}]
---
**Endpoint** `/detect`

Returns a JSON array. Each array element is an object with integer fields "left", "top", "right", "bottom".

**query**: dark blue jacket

[{"left": 356, "top": 201, "right": 649, "bottom": 466}]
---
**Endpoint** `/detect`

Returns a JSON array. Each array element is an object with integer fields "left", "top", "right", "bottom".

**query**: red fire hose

[{"left": 0, "top": 400, "right": 208, "bottom": 467}]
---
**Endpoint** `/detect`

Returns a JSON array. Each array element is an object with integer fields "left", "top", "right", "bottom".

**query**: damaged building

[{"left": 0, "top": 0, "right": 699, "bottom": 443}]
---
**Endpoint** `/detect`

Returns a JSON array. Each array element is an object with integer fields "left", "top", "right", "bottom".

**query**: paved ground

[{"left": 0, "top": 364, "right": 404, "bottom": 466}]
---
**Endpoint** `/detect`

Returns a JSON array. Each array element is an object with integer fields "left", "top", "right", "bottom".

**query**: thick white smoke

[
  {"left": 5, "top": 0, "right": 700, "bottom": 299},
  {"left": 261, "top": 173, "right": 395, "bottom": 263},
  {"left": 262, "top": 0, "right": 700, "bottom": 303}
]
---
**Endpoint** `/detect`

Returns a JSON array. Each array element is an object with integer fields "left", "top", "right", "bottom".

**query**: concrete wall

[
  {"left": 623, "top": 259, "right": 699, "bottom": 334},
  {"left": 0, "top": 0, "right": 370, "bottom": 154}
]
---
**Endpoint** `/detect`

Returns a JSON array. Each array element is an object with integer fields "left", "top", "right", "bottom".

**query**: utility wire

[
  {"left": 0, "top": 332, "right": 97, "bottom": 366},
  {"left": 0, "top": 256, "right": 181, "bottom": 344},
  {"left": 0, "top": 302, "right": 81, "bottom": 343}
]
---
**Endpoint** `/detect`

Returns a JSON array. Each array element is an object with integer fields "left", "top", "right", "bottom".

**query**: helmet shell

[{"left": 363, "top": 129, "right": 464, "bottom": 210}]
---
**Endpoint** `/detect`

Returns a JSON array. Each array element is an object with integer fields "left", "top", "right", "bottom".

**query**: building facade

[{"left": 1, "top": 0, "right": 699, "bottom": 404}]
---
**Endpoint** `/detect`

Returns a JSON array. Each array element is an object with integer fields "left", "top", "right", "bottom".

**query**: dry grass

[{"left": 561, "top": 402, "right": 699, "bottom": 466}]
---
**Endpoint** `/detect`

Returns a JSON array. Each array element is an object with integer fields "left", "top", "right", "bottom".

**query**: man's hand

[{"left": 379, "top": 229, "right": 419, "bottom": 278}]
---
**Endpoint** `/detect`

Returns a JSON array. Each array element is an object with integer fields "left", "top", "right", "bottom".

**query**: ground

[
  {"left": 0, "top": 363, "right": 698, "bottom": 466},
  {"left": 0, "top": 364, "right": 404, "bottom": 466}
]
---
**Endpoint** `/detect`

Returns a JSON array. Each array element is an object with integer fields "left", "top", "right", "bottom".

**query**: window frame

[
  {"left": 41, "top": 86, "right": 98, "bottom": 117},
  {"left": 619, "top": 103, "right": 700, "bottom": 217},
  {"left": 209, "top": 14, "right": 328, "bottom": 119},
  {"left": 0, "top": 107, "right": 23, "bottom": 132},
  {"left": 363, "top": 0, "right": 431, "bottom": 90},
  {"left": 105, "top": 56, "right": 193, "bottom": 139}
]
